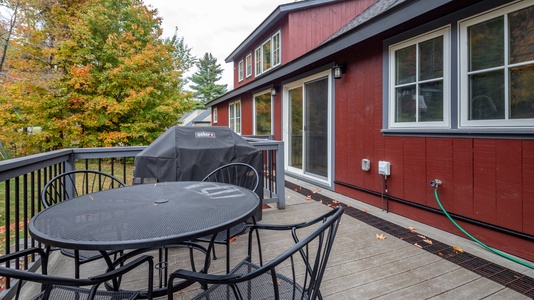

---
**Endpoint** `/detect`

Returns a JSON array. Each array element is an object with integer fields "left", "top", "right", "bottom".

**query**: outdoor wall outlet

[
  {"left": 361, "top": 159, "right": 371, "bottom": 171},
  {"left": 378, "top": 161, "right": 391, "bottom": 176}
]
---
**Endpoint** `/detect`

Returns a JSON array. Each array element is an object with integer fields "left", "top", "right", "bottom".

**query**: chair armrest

[
  {"left": 0, "top": 247, "right": 47, "bottom": 264},
  {"left": 249, "top": 207, "right": 339, "bottom": 231}
]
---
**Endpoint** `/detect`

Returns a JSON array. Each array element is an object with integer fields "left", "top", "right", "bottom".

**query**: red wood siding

[
  {"left": 333, "top": 37, "right": 534, "bottom": 261},
  {"left": 286, "top": 0, "right": 374, "bottom": 62},
  {"left": 232, "top": 0, "right": 375, "bottom": 89}
]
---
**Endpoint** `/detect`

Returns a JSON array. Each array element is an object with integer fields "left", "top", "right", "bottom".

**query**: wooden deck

[{"left": 21, "top": 177, "right": 534, "bottom": 299}]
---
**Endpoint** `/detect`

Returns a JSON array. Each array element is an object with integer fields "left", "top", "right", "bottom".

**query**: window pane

[
  {"left": 395, "top": 45, "right": 416, "bottom": 84},
  {"left": 289, "top": 88, "right": 303, "bottom": 169},
  {"left": 419, "top": 81, "right": 443, "bottom": 122},
  {"left": 468, "top": 16, "right": 504, "bottom": 71},
  {"left": 255, "top": 93, "right": 272, "bottom": 134},
  {"left": 419, "top": 36, "right": 443, "bottom": 80},
  {"left": 510, "top": 64, "right": 534, "bottom": 119},
  {"left": 273, "top": 33, "right": 280, "bottom": 66},
  {"left": 255, "top": 49, "right": 262, "bottom": 74},
  {"left": 263, "top": 40, "right": 271, "bottom": 71},
  {"left": 469, "top": 70, "right": 504, "bottom": 120},
  {"left": 395, "top": 85, "right": 416, "bottom": 122},
  {"left": 509, "top": 6, "right": 534, "bottom": 64},
  {"left": 305, "top": 78, "right": 328, "bottom": 177}
]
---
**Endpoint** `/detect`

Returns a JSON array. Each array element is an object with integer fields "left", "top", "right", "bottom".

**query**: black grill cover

[{"left": 134, "top": 126, "right": 263, "bottom": 220}]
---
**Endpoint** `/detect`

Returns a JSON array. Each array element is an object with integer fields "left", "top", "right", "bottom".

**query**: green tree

[
  {"left": 188, "top": 52, "right": 227, "bottom": 107},
  {"left": 163, "top": 27, "right": 195, "bottom": 91},
  {"left": 0, "top": 0, "right": 193, "bottom": 155}
]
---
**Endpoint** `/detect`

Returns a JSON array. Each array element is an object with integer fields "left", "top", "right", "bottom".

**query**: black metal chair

[
  {"left": 198, "top": 162, "right": 260, "bottom": 272},
  {"left": 168, "top": 207, "right": 344, "bottom": 300},
  {"left": 40, "top": 170, "right": 126, "bottom": 278},
  {"left": 0, "top": 247, "right": 154, "bottom": 300}
]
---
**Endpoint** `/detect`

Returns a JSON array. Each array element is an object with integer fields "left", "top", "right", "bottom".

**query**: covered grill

[{"left": 133, "top": 126, "right": 263, "bottom": 220}]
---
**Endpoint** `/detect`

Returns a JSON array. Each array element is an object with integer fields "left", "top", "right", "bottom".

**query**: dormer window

[
  {"left": 246, "top": 53, "right": 252, "bottom": 78},
  {"left": 255, "top": 30, "right": 281, "bottom": 76},
  {"left": 238, "top": 59, "right": 244, "bottom": 82}
]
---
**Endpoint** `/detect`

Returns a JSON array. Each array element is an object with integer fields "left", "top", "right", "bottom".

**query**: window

[
  {"left": 272, "top": 31, "right": 281, "bottom": 66},
  {"left": 212, "top": 107, "right": 218, "bottom": 124},
  {"left": 389, "top": 27, "right": 450, "bottom": 128},
  {"left": 254, "top": 91, "right": 272, "bottom": 135},
  {"left": 459, "top": 2, "right": 534, "bottom": 127},
  {"left": 254, "top": 30, "right": 281, "bottom": 76},
  {"left": 238, "top": 60, "right": 244, "bottom": 82},
  {"left": 229, "top": 100, "right": 241, "bottom": 134},
  {"left": 246, "top": 54, "right": 252, "bottom": 78}
]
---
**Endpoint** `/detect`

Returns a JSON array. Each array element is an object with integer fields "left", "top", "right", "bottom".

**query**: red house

[{"left": 207, "top": 0, "right": 534, "bottom": 262}]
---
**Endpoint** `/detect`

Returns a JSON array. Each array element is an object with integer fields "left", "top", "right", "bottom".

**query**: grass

[{"left": 0, "top": 159, "right": 135, "bottom": 253}]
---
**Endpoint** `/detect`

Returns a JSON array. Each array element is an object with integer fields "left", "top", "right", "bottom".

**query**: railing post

[{"left": 275, "top": 141, "right": 286, "bottom": 209}]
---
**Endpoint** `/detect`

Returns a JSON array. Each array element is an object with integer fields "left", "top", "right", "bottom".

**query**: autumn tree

[
  {"left": 0, "top": 0, "right": 193, "bottom": 156},
  {"left": 188, "top": 52, "right": 227, "bottom": 107}
]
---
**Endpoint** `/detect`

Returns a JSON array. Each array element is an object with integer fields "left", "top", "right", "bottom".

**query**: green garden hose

[{"left": 432, "top": 183, "right": 534, "bottom": 270}]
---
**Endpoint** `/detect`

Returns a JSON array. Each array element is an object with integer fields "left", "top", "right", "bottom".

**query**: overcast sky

[{"left": 143, "top": 0, "right": 289, "bottom": 90}]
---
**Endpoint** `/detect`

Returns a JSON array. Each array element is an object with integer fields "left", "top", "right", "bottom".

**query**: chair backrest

[
  {"left": 202, "top": 162, "right": 259, "bottom": 192},
  {"left": 248, "top": 207, "right": 344, "bottom": 300},
  {"left": 41, "top": 170, "right": 126, "bottom": 208}
]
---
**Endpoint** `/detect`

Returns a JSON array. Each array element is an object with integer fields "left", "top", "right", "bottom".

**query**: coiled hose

[{"left": 432, "top": 184, "right": 534, "bottom": 270}]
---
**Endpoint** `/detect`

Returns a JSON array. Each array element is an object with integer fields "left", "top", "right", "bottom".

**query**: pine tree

[{"left": 188, "top": 52, "right": 227, "bottom": 107}]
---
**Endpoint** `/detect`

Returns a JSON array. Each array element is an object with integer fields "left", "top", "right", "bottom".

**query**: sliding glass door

[{"left": 285, "top": 70, "right": 331, "bottom": 182}]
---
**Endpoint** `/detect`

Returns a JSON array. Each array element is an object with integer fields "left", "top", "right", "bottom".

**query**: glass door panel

[
  {"left": 288, "top": 87, "right": 303, "bottom": 169},
  {"left": 305, "top": 78, "right": 328, "bottom": 177}
]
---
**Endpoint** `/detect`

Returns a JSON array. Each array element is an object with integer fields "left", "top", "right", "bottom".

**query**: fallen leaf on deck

[
  {"left": 423, "top": 239, "right": 433, "bottom": 244},
  {"left": 306, "top": 195, "right": 312, "bottom": 200},
  {"left": 414, "top": 243, "right": 422, "bottom": 248},
  {"left": 363, "top": 209, "right": 368, "bottom": 213},
  {"left": 417, "top": 234, "right": 426, "bottom": 239},
  {"left": 332, "top": 199, "right": 339, "bottom": 203},
  {"left": 287, "top": 196, "right": 292, "bottom": 199},
  {"left": 312, "top": 189, "right": 321, "bottom": 194},
  {"left": 229, "top": 237, "right": 237, "bottom": 243},
  {"left": 452, "top": 246, "right": 463, "bottom": 253},
  {"left": 376, "top": 233, "right": 386, "bottom": 240},
  {"left": 438, "top": 252, "right": 444, "bottom": 256},
  {"left": 408, "top": 226, "right": 416, "bottom": 232}
]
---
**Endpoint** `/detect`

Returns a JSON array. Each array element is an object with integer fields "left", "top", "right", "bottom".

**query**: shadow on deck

[{"left": 23, "top": 177, "right": 534, "bottom": 299}]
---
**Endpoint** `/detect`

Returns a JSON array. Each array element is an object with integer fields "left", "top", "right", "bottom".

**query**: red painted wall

[
  {"left": 232, "top": 0, "right": 375, "bottom": 89},
  {"left": 334, "top": 37, "right": 534, "bottom": 261}
]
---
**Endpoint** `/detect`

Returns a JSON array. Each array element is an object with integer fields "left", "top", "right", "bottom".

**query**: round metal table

[{"left": 29, "top": 181, "right": 260, "bottom": 297}]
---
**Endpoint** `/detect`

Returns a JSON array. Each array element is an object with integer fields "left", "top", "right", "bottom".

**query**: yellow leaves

[
  {"left": 408, "top": 226, "right": 416, "bottom": 232},
  {"left": 452, "top": 246, "right": 463, "bottom": 253},
  {"left": 376, "top": 233, "right": 386, "bottom": 240},
  {"left": 423, "top": 239, "right": 433, "bottom": 245},
  {"left": 414, "top": 243, "right": 423, "bottom": 248}
]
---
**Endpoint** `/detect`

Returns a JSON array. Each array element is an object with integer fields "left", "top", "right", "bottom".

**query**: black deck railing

[{"left": 0, "top": 138, "right": 284, "bottom": 295}]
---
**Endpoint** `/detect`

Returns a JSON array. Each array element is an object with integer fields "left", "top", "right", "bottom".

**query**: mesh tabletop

[{"left": 29, "top": 181, "right": 259, "bottom": 251}]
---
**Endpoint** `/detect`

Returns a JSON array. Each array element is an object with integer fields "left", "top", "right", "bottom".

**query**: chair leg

[{"left": 74, "top": 250, "right": 80, "bottom": 279}]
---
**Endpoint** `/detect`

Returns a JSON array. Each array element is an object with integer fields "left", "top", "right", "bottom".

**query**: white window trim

[
  {"left": 253, "top": 89, "right": 273, "bottom": 135},
  {"left": 212, "top": 107, "right": 218, "bottom": 124},
  {"left": 459, "top": 1, "right": 534, "bottom": 128},
  {"left": 246, "top": 53, "right": 252, "bottom": 78},
  {"left": 238, "top": 59, "right": 244, "bottom": 82},
  {"left": 272, "top": 31, "right": 281, "bottom": 68},
  {"left": 388, "top": 26, "right": 451, "bottom": 129},
  {"left": 254, "top": 30, "right": 281, "bottom": 77},
  {"left": 229, "top": 100, "right": 242, "bottom": 135},
  {"left": 255, "top": 48, "right": 262, "bottom": 76}
]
